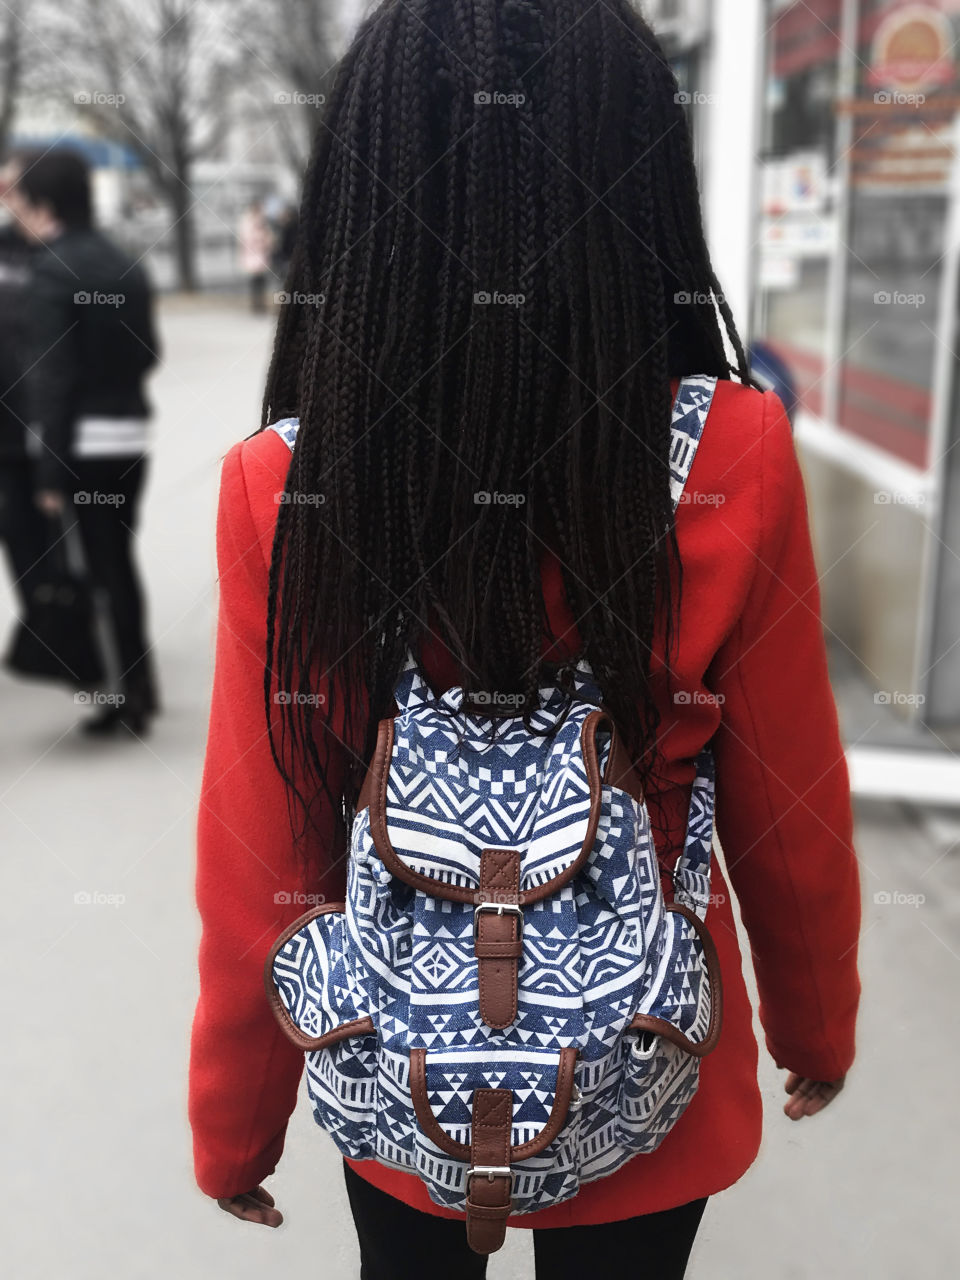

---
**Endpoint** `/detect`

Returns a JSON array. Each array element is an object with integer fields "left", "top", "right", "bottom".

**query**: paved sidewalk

[{"left": 1, "top": 298, "right": 954, "bottom": 1279}]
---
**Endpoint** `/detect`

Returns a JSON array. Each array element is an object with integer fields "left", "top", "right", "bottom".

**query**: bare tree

[
  {"left": 57, "top": 0, "right": 239, "bottom": 290},
  {"left": 231, "top": 0, "right": 342, "bottom": 183}
]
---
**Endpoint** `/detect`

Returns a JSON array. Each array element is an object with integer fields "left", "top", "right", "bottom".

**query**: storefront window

[
  {"left": 835, "top": 0, "right": 956, "bottom": 468},
  {"left": 756, "top": 0, "right": 958, "bottom": 468},
  {"left": 756, "top": 0, "right": 843, "bottom": 417}
]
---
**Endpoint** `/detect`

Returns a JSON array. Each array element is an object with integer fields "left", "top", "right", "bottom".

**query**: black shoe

[
  {"left": 80, "top": 705, "right": 150, "bottom": 737},
  {"left": 80, "top": 686, "right": 151, "bottom": 738},
  {"left": 125, "top": 659, "right": 162, "bottom": 716}
]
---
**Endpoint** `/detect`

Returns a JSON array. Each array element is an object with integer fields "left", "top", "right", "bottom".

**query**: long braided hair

[{"left": 261, "top": 0, "right": 750, "bottom": 869}]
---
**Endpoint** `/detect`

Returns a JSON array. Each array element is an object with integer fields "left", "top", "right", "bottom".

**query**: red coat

[{"left": 189, "top": 380, "right": 861, "bottom": 1227}]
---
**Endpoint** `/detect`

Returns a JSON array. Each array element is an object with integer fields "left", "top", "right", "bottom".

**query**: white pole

[{"left": 701, "top": 0, "right": 765, "bottom": 346}]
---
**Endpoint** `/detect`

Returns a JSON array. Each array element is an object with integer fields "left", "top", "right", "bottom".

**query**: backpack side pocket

[{"left": 265, "top": 903, "right": 379, "bottom": 1159}]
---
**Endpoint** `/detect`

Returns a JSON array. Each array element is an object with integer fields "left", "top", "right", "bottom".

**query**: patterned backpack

[{"left": 264, "top": 376, "right": 723, "bottom": 1254}]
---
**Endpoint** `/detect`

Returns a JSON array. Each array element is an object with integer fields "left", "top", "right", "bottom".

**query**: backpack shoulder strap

[
  {"left": 668, "top": 375, "right": 720, "bottom": 914},
  {"left": 669, "top": 375, "right": 718, "bottom": 511},
  {"left": 267, "top": 417, "right": 300, "bottom": 450}
]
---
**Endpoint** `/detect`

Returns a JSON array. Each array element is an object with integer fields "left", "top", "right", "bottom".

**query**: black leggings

[
  {"left": 71, "top": 456, "right": 151, "bottom": 686},
  {"left": 343, "top": 1160, "right": 707, "bottom": 1280}
]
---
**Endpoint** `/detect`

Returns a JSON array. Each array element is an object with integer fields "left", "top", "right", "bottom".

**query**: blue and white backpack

[{"left": 265, "top": 376, "right": 723, "bottom": 1254}]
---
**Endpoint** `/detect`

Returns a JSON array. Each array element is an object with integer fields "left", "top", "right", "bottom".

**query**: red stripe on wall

[
  {"left": 763, "top": 339, "right": 931, "bottom": 467},
  {"left": 837, "top": 401, "right": 929, "bottom": 467}
]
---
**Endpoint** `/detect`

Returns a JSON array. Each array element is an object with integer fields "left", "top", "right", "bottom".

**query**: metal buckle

[
  {"left": 473, "top": 900, "right": 523, "bottom": 941},
  {"left": 466, "top": 1165, "right": 515, "bottom": 1195}
]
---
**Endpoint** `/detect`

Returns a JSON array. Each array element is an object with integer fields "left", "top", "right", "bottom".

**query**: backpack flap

[{"left": 364, "top": 685, "right": 617, "bottom": 902}]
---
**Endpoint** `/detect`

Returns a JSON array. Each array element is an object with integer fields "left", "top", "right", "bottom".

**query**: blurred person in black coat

[
  {"left": 0, "top": 204, "right": 48, "bottom": 611},
  {"left": 2, "top": 149, "right": 161, "bottom": 735}
]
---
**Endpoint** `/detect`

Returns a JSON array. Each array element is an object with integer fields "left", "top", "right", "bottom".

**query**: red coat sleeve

[
  {"left": 188, "top": 439, "right": 345, "bottom": 1198},
  {"left": 710, "top": 392, "right": 862, "bottom": 1082}
]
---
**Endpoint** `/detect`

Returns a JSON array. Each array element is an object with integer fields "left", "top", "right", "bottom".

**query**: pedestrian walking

[
  {"left": 0, "top": 196, "right": 47, "bottom": 611},
  {"left": 189, "top": 3, "right": 862, "bottom": 1276},
  {"left": 4, "top": 148, "right": 161, "bottom": 735},
  {"left": 271, "top": 202, "right": 298, "bottom": 285},
  {"left": 238, "top": 199, "right": 274, "bottom": 313}
]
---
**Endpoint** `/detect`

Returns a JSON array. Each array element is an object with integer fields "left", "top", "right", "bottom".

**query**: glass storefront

[
  {"left": 757, "top": 0, "right": 843, "bottom": 417},
  {"left": 753, "top": 0, "right": 960, "bottom": 729},
  {"left": 757, "top": 0, "right": 958, "bottom": 464}
]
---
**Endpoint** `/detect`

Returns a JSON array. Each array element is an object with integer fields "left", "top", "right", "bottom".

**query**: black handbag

[{"left": 4, "top": 513, "right": 106, "bottom": 688}]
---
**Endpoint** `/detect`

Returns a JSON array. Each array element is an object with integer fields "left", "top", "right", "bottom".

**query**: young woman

[{"left": 188, "top": 2, "right": 861, "bottom": 1276}]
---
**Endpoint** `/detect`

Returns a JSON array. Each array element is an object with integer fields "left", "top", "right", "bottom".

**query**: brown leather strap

[
  {"left": 475, "top": 849, "right": 522, "bottom": 1029},
  {"left": 465, "top": 1088, "right": 513, "bottom": 1255}
]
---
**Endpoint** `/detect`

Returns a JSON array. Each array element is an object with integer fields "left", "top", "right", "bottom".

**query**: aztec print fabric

[{"left": 268, "top": 376, "right": 721, "bottom": 1215}]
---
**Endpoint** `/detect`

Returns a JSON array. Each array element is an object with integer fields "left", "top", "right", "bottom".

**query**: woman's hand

[
  {"left": 783, "top": 1072, "right": 845, "bottom": 1120},
  {"left": 217, "top": 1184, "right": 283, "bottom": 1227}
]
